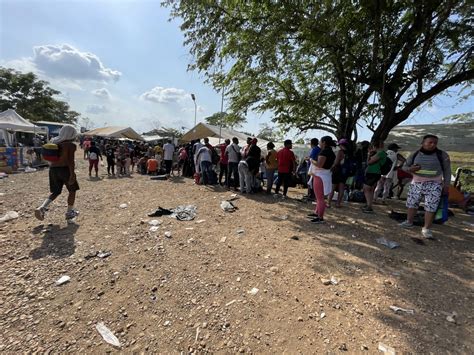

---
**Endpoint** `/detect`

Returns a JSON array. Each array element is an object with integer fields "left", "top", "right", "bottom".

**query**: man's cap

[{"left": 387, "top": 143, "right": 401, "bottom": 150}]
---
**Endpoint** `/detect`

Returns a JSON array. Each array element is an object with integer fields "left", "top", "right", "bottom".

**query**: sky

[{"left": 0, "top": 0, "right": 472, "bottom": 141}]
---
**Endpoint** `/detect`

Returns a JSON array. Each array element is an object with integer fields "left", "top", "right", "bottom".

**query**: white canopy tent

[
  {"left": 0, "top": 109, "right": 48, "bottom": 146},
  {"left": 84, "top": 126, "right": 144, "bottom": 141}
]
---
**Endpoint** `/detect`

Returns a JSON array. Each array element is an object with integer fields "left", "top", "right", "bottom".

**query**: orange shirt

[{"left": 147, "top": 158, "right": 158, "bottom": 171}]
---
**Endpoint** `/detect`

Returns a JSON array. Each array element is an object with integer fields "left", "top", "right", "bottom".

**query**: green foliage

[
  {"left": 256, "top": 123, "right": 283, "bottom": 142},
  {"left": 164, "top": 0, "right": 473, "bottom": 141},
  {"left": 0, "top": 67, "right": 80, "bottom": 123},
  {"left": 145, "top": 127, "right": 183, "bottom": 139},
  {"left": 204, "top": 111, "right": 245, "bottom": 128},
  {"left": 442, "top": 112, "right": 474, "bottom": 123}
]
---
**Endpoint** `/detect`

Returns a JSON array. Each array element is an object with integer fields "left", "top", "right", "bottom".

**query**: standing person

[
  {"left": 82, "top": 137, "right": 91, "bottom": 159},
  {"left": 196, "top": 143, "right": 213, "bottom": 185},
  {"left": 374, "top": 143, "right": 400, "bottom": 203},
  {"left": 241, "top": 137, "right": 252, "bottom": 160},
  {"left": 306, "top": 138, "right": 321, "bottom": 200},
  {"left": 275, "top": 139, "right": 296, "bottom": 198},
  {"left": 244, "top": 138, "right": 261, "bottom": 192},
  {"left": 265, "top": 142, "right": 278, "bottom": 194},
  {"left": 354, "top": 141, "right": 370, "bottom": 190},
  {"left": 400, "top": 134, "right": 451, "bottom": 239},
  {"left": 328, "top": 139, "right": 350, "bottom": 208},
  {"left": 163, "top": 139, "right": 175, "bottom": 176},
  {"left": 33, "top": 135, "right": 42, "bottom": 161},
  {"left": 225, "top": 137, "right": 241, "bottom": 191},
  {"left": 105, "top": 144, "right": 116, "bottom": 176},
  {"left": 178, "top": 145, "right": 188, "bottom": 176},
  {"left": 35, "top": 125, "right": 79, "bottom": 221},
  {"left": 124, "top": 154, "right": 132, "bottom": 176},
  {"left": 193, "top": 139, "right": 204, "bottom": 171},
  {"left": 307, "top": 136, "right": 336, "bottom": 224},
  {"left": 362, "top": 140, "right": 387, "bottom": 213},
  {"left": 88, "top": 141, "right": 102, "bottom": 178},
  {"left": 217, "top": 139, "right": 230, "bottom": 185}
]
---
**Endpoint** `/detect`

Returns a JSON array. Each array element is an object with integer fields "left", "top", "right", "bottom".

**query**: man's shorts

[
  {"left": 49, "top": 167, "right": 80, "bottom": 196},
  {"left": 406, "top": 181, "right": 442, "bottom": 213},
  {"left": 364, "top": 173, "right": 381, "bottom": 187}
]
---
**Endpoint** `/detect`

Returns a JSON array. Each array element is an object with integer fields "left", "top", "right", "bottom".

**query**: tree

[
  {"left": 165, "top": 1, "right": 473, "bottom": 141},
  {"left": 256, "top": 123, "right": 283, "bottom": 142},
  {"left": 0, "top": 67, "right": 80, "bottom": 123},
  {"left": 145, "top": 127, "right": 184, "bottom": 140},
  {"left": 79, "top": 117, "right": 96, "bottom": 131},
  {"left": 204, "top": 111, "right": 246, "bottom": 128},
  {"left": 441, "top": 112, "right": 473, "bottom": 123}
]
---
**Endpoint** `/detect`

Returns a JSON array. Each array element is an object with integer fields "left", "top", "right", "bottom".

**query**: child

[
  {"left": 138, "top": 156, "right": 148, "bottom": 175},
  {"left": 35, "top": 125, "right": 79, "bottom": 221}
]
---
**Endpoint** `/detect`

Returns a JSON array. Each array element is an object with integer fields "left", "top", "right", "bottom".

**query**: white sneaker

[
  {"left": 421, "top": 228, "right": 434, "bottom": 239},
  {"left": 400, "top": 220, "right": 414, "bottom": 228},
  {"left": 34, "top": 207, "right": 46, "bottom": 221}
]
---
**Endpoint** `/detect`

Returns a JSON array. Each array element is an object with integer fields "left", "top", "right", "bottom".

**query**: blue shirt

[{"left": 309, "top": 146, "right": 321, "bottom": 160}]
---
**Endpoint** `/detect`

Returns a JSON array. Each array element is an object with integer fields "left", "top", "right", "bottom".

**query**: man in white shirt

[
  {"left": 196, "top": 144, "right": 213, "bottom": 185},
  {"left": 163, "top": 140, "right": 175, "bottom": 175},
  {"left": 225, "top": 137, "right": 241, "bottom": 190}
]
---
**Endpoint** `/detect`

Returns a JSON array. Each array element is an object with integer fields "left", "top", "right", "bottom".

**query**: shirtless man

[{"left": 35, "top": 125, "right": 80, "bottom": 221}]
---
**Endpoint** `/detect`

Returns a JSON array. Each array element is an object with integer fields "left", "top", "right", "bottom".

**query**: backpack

[
  {"left": 42, "top": 143, "right": 60, "bottom": 162},
  {"left": 341, "top": 156, "right": 358, "bottom": 177},
  {"left": 89, "top": 152, "right": 98, "bottom": 160},
  {"left": 380, "top": 154, "right": 394, "bottom": 176}
]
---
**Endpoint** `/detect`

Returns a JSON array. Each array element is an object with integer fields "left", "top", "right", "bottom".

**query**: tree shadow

[
  {"left": 30, "top": 223, "right": 79, "bottom": 259},
  {"left": 266, "top": 198, "right": 473, "bottom": 352}
]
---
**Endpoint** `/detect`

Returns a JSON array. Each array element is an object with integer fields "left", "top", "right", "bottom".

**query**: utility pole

[{"left": 191, "top": 94, "right": 197, "bottom": 127}]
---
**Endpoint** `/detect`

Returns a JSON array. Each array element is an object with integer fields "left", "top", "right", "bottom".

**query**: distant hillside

[{"left": 387, "top": 122, "right": 474, "bottom": 152}]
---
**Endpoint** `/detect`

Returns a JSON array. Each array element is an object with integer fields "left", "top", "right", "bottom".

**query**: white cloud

[
  {"left": 86, "top": 104, "right": 108, "bottom": 114},
  {"left": 92, "top": 88, "right": 111, "bottom": 99},
  {"left": 32, "top": 44, "right": 121, "bottom": 82},
  {"left": 181, "top": 105, "right": 205, "bottom": 113},
  {"left": 140, "top": 86, "right": 189, "bottom": 104}
]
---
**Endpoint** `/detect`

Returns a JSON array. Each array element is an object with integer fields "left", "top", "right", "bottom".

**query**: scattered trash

[
  {"left": 148, "top": 219, "right": 162, "bottom": 226},
  {"left": 97, "top": 251, "right": 112, "bottom": 259},
  {"left": 269, "top": 266, "right": 279, "bottom": 273},
  {"left": 376, "top": 237, "right": 400, "bottom": 249},
  {"left": 236, "top": 229, "right": 245, "bottom": 235},
  {"left": 228, "top": 193, "right": 239, "bottom": 201},
  {"left": 95, "top": 322, "right": 121, "bottom": 347},
  {"left": 171, "top": 205, "right": 197, "bottom": 221},
  {"left": 330, "top": 225, "right": 336, "bottom": 229},
  {"left": 280, "top": 215, "right": 289, "bottom": 220},
  {"left": 24, "top": 166, "right": 37, "bottom": 173},
  {"left": 446, "top": 311, "right": 457, "bottom": 323},
  {"left": 351, "top": 234, "right": 357, "bottom": 238},
  {"left": 320, "top": 312, "right": 326, "bottom": 319},
  {"left": 461, "top": 221, "right": 474, "bottom": 228},
  {"left": 378, "top": 342, "right": 396, "bottom": 355},
  {"left": 248, "top": 287, "right": 259, "bottom": 295},
  {"left": 290, "top": 236, "right": 299, "bottom": 240},
  {"left": 321, "top": 276, "right": 339, "bottom": 285},
  {"left": 55, "top": 275, "right": 70, "bottom": 285},
  {"left": 150, "top": 175, "right": 168, "bottom": 180},
  {"left": 85, "top": 251, "right": 112, "bottom": 260},
  {"left": 119, "top": 203, "right": 128, "bottom": 209},
  {"left": 164, "top": 320, "right": 171, "bottom": 327},
  {"left": 147, "top": 207, "right": 173, "bottom": 217},
  {"left": 225, "top": 299, "right": 237, "bottom": 306},
  {"left": 220, "top": 237, "right": 227, "bottom": 243},
  {"left": 185, "top": 227, "right": 194, "bottom": 230},
  {"left": 0, "top": 211, "right": 19, "bottom": 223},
  {"left": 221, "top": 200, "right": 237, "bottom": 212},
  {"left": 149, "top": 226, "right": 159, "bottom": 232},
  {"left": 164, "top": 231, "right": 172, "bottom": 238},
  {"left": 195, "top": 219, "right": 205, "bottom": 224},
  {"left": 389, "top": 306, "right": 414, "bottom": 314}
]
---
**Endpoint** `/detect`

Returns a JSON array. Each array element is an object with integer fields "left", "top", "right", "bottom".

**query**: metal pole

[{"left": 219, "top": 86, "right": 224, "bottom": 144}]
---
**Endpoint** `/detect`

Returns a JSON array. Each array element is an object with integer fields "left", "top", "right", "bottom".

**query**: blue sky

[{"left": 1, "top": 0, "right": 472, "bottom": 140}]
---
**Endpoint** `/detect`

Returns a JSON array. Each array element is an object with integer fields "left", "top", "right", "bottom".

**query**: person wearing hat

[
  {"left": 307, "top": 136, "right": 336, "bottom": 223},
  {"left": 374, "top": 143, "right": 400, "bottom": 203}
]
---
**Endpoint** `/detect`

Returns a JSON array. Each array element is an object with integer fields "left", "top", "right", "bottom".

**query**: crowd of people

[{"left": 34, "top": 125, "right": 465, "bottom": 240}]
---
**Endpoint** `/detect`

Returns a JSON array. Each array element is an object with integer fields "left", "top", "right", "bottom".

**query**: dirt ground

[{"left": 1, "top": 155, "right": 473, "bottom": 353}]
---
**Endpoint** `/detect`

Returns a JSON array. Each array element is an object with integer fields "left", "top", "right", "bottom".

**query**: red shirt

[
  {"left": 277, "top": 147, "right": 295, "bottom": 173},
  {"left": 218, "top": 144, "right": 229, "bottom": 165}
]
